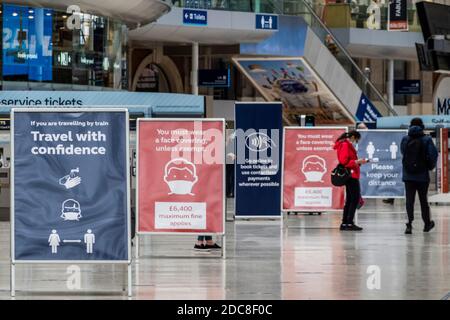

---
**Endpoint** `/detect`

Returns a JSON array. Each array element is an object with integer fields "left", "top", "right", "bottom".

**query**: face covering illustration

[
  {"left": 60, "top": 199, "right": 82, "bottom": 221},
  {"left": 302, "top": 155, "right": 327, "bottom": 182},
  {"left": 164, "top": 158, "right": 198, "bottom": 196}
]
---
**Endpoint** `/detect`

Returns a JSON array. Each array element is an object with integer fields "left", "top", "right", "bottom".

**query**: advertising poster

[
  {"left": 233, "top": 57, "right": 354, "bottom": 126},
  {"left": 12, "top": 109, "right": 130, "bottom": 262},
  {"left": 282, "top": 127, "right": 346, "bottom": 211},
  {"left": 388, "top": 0, "right": 408, "bottom": 31},
  {"left": 2, "top": 4, "right": 53, "bottom": 81},
  {"left": 137, "top": 119, "right": 224, "bottom": 234},
  {"left": 235, "top": 102, "right": 283, "bottom": 217},
  {"left": 358, "top": 130, "right": 407, "bottom": 198}
]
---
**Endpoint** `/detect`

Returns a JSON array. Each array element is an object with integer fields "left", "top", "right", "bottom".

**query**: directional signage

[
  {"left": 183, "top": 9, "right": 208, "bottom": 26},
  {"left": 256, "top": 14, "right": 278, "bottom": 30},
  {"left": 394, "top": 80, "right": 421, "bottom": 95},
  {"left": 198, "top": 69, "right": 230, "bottom": 87}
]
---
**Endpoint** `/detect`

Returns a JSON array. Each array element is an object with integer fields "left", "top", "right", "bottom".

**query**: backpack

[{"left": 402, "top": 136, "right": 428, "bottom": 174}]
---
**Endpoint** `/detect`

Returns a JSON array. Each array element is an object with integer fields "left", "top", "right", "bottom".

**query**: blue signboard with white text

[
  {"left": 256, "top": 14, "right": 278, "bottom": 30},
  {"left": 2, "top": 4, "right": 53, "bottom": 81},
  {"left": 394, "top": 80, "right": 421, "bottom": 95},
  {"left": 235, "top": 102, "right": 283, "bottom": 217},
  {"left": 358, "top": 130, "right": 407, "bottom": 198},
  {"left": 13, "top": 109, "right": 130, "bottom": 262},
  {"left": 356, "top": 93, "right": 383, "bottom": 123},
  {"left": 183, "top": 9, "right": 208, "bottom": 26}
]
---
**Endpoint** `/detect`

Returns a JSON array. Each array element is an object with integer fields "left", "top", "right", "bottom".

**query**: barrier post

[{"left": 10, "top": 263, "right": 15, "bottom": 297}]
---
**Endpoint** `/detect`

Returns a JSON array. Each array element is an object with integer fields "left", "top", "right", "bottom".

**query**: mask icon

[
  {"left": 61, "top": 199, "right": 82, "bottom": 221},
  {"left": 164, "top": 158, "right": 198, "bottom": 196},
  {"left": 301, "top": 155, "right": 327, "bottom": 182}
]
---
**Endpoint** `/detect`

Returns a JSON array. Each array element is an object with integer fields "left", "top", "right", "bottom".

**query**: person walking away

[
  {"left": 401, "top": 118, "right": 438, "bottom": 234},
  {"left": 334, "top": 131, "right": 369, "bottom": 231}
]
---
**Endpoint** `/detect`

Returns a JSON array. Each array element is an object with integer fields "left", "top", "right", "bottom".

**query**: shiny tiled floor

[{"left": 1, "top": 199, "right": 450, "bottom": 300}]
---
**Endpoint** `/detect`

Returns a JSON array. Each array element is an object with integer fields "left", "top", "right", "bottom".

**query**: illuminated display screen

[{"left": 2, "top": 4, "right": 53, "bottom": 81}]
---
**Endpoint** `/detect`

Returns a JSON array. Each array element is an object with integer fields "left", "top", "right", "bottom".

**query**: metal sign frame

[
  {"left": 281, "top": 126, "right": 348, "bottom": 213},
  {"left": 357, "top": 129, "right": 408, "bottom": 199},
  {"left": 135, "top": 118, "right": 226, "bottom": 259},
  {"left": 234, "top": 101, "right": 283, "bottom": 220},
  {"left": 10, "top": 108, "right": 132, "bottom": 296}
]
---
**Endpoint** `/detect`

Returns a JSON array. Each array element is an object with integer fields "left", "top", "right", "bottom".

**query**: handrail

[{"left": 297, "top": 0, "right": 397, "bottom": 116}]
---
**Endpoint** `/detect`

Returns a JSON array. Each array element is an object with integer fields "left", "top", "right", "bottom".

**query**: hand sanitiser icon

[{"left": 59, "top": 168, "right": 81, "bottom": 189}]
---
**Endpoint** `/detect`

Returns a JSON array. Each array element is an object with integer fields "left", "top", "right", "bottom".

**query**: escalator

[{"left": 233, "top": 0, "right": 397, "bottom": 126}]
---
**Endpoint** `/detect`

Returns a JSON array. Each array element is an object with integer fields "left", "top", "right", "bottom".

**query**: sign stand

[
  {"left": 10, "top": 108, "right": 132, "bottom": 297},
  {"left": 136, "top": 119, "right": 226, "bottom": 259},
  {"left": 282, "top": 127, "right": 348, "bottom": 228},
  {"left": 234, "top": 102, "right": 283, "bottom": 220},
  {"left": 429, "top": 127, "right": 450, "bottom": 204}
]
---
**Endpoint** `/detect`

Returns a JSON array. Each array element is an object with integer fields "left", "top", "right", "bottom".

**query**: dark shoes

[
  {"left": 347, "top": 224, "right": 363, "bottom": 231},
  {"left": 424, "top": 220, "right": 435, "bottom": 233},
  {"left": 205, "top": 243, "right": 222, "bottom": 250},
  {"left": 194, "top": 243, "right": 222, "bottom": 251},
  {"left": 405, "top": 223, "right": 412, "bottom": 235},
  {"left": 340, "top": 223, "right": 363, "bottom": 231},
  {"left": 194, "top": 244, "right": 209, "bottom": 251},
  {"left": 404, "top": 220, "right": 435, "bottom": 234}
]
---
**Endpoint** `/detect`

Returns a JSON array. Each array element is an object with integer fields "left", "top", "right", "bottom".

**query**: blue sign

[
  {"left": 394, "top": 80, "right": 421, "bottom": 95},
  {"left": 356, "top": 94, "right": 383, "bottom": 122},
  {"left": 235, "top": 102, "right": 283, "bottom": 217},
  {"left": 0, "top": 91, "right": 205, "bottom": 117},
  {"left": 358, "top": 130, "right": 406, "bottom": 198},
  {"left": 256, "top": 14, "right": 278, "bottom": 30},
  {"left": 183, "top": 9, "right": 208, "bottom": 26},
  {"left": 13, "top": 110, "right": 130, "bottom": 261},
  {"left": 2, "top": 4, "right": 53, "bottom": 81},
  {"left": 198, "top": 69, "right": 230, "bottom": 87},
  {"left": 377, "top": 115, "right": 450, "bottom": 130}
]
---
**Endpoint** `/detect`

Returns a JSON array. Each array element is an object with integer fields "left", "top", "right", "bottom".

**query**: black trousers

[
  {"left": 343, "top": 178, "right": 360, "bottom": 224},
  {"left": 405, "top": 181, "right": 431, "bottom": 225}
]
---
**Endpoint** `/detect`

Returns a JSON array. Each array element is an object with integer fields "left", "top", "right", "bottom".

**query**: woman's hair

[{"left": 336, "top": 130, "right": 361, "bottom": 142}]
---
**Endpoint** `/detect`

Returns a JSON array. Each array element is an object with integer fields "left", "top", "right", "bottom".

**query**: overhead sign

[
  {"left": 256, "top": 14, "right": 278, "bottom": 30},
  {"left": 0, "top": 91, "right": 205, "bottom": 117},
  {"left": 388, "top": 0, "right": 408, "bottom": 31},
  {"left": 12, "top": 109, "right": 130, "bottom": 262},
  {"left": 394, "top": 80, "right": 421, "bottom": 95},
  {"left": 235, "top": 102, "right": 283, "bottom": 218},
  {"left": 356, "top": 93, "right": 382, "bottom": 123},
  {"left": 358, "top": 130, "right": 407, "bottom": 198},
  {"left": 137, "top": 119, "right": 225, "bottom": 234},
  {"left": 377, "top": 115, "right": 450, "bottom": 129},
  {"left": 198, "top": 69, "right": 230, "bottom": 87},
  {"left": 282, "top": 127, "right": 346, "bottom": 212},
  {"left": 183, "top": 9, "right": 208, "bottom": 26}
]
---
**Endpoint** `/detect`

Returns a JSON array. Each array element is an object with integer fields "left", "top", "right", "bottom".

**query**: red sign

[
  {"left": 441, "top": 128, "right": 449, "bottom": 194},
  {"left": 137, "top": 119, "right": 225, "bottom": 234},
  {"left": 282, "top": 127, "right": 346, "bottom": 211}
]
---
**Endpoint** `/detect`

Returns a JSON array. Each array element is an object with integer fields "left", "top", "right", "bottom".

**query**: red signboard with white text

[
  {"left": 441, "top": 128, "right": 449, "bottom": 194},
  {"left": 137, "top": 119, "right": 225, "bottom": 234},
  {"left": 282, "top": 127, "right": 346, "bottom": 211}
]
